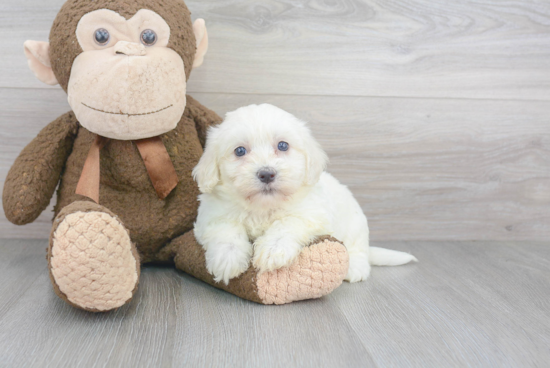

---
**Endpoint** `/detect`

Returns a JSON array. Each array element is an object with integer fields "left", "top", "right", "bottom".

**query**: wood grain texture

[
  {"left": 0, "top": 239, "right": 548, "bottom": 367},
  {"left": 1, "top": 0, "right": 550, "bottom": 100},
  {"left": 330, "top": 240, "right": 550, "bottom": 367},
  {"left": 1, "top": 89, "right": 549, "bottom": 240}
]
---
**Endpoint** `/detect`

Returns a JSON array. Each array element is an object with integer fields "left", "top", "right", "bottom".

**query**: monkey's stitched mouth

[{"left": 82, "top": 102, "right": 173, "bottom": 116}]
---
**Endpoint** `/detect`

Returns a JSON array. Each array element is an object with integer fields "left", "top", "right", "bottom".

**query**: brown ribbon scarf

[{"left": 75, "top": 135, "right": 178, "bottom": 203}]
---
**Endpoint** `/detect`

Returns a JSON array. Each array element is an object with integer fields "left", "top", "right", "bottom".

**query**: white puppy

[{"left": 193, "top": 104, "right": 417, "bottom": 284}]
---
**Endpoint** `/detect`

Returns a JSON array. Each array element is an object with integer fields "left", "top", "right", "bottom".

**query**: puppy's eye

[
  {"left": 277, "top": 141, "right": 289, "bottom": 151},
  {"left": 235, "top": 146, "right": 247, "bottom": 157},
  {"left": 94, "top": 28, "right": 110, "bottom": 46},
  {"left": 140, "top": 29, "right": 157, "bottom": 46}
]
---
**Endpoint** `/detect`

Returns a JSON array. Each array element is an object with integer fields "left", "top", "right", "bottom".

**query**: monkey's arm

[
  {"left": 3, "top": 112, "right": 78, "bottom": 225},
  {"left": 185, "top": 95, "right": 222, "bottom": 148}
]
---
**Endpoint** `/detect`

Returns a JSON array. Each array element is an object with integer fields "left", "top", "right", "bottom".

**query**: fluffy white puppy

[{"left": 193, "top": 104, "right": 417, "bottom": 284}]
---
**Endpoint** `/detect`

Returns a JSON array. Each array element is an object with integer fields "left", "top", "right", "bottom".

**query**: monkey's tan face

[{"left": 67, "top": 9, "right": 187, "bottom": 140}]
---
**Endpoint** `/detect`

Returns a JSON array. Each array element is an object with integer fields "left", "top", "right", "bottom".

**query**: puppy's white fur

[{"left": 193, "top": 104, "right": 416, "bottom": 284}]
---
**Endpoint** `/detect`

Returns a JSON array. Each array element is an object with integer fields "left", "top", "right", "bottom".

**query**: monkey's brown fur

[
  {"left": 50, "top": 0, "right": 197, "bottom": 91},
  {"left": 3, "top": 0, "right": 348, "bottom": 310},
  {"left": 52, "top": 95, "right": 212, "bottom": 263}
]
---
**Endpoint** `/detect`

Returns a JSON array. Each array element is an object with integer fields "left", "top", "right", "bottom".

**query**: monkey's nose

[
  {"left": 257, "top": 168, "right": 277, "bottom": 184},
  {"left": 114, "top": 41, "right": 146, "bottom": 56}
]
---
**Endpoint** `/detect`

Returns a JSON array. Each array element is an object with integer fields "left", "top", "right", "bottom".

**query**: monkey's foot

[
  {"left": 256, "top": 237, "right": 349, "bottom": 304},
  {"left": 48, "top": 201, "right": 140, "bottom": 312},
  {"left": 173, "top": 233, "right": 349, "bottom": 305}
]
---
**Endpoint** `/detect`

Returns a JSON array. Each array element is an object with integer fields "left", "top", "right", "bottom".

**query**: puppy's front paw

[
  {"left": 205, "top": 242, "right": 251, "bottom": 285},
  {"left": 253, "top": 236, "right": 302, "bottom": 273}
]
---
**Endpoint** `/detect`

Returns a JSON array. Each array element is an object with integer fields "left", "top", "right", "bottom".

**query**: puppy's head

[{"left": 193, "top": 104, "right": 328, "bottom": 205}]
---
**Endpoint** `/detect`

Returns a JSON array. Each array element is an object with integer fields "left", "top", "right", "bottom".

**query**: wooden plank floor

[{"left": 0, "top": 239, "right": 549, "bottom": 367}]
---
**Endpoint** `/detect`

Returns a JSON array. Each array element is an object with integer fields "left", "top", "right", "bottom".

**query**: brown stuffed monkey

[{"left": 2, "top": 0, "right": 349, "bottom": 312}]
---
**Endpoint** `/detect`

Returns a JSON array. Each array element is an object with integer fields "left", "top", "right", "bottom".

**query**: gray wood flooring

[{"left": 0, "top": 239, "right": 549, "bottom": 367}]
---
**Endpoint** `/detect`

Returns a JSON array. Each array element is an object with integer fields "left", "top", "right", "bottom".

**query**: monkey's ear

[
  {"left": 192, "top": 19, "right": 208, "bottom": 69},
  {"left": 24, "top": 40, "right": 58, "bottom": 85}
]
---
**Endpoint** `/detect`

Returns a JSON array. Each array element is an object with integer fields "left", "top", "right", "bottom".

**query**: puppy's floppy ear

[
  {"left": 193, "top": 127, "right": 220, "bottom": 193},
  {"left": 302, "top": 126, "right": 329, "bottom": 185}
]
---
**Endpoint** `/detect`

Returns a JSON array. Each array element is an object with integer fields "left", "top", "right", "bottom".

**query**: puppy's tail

[{"left": 369, "top": 247, "right": 418, "bottom": 266}]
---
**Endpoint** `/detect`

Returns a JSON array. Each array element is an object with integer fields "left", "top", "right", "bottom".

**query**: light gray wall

[{"left": 1, "top": 0, "right": 549, "bottom": 240}]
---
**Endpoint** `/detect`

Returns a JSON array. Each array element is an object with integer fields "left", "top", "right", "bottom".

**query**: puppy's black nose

[{"left": 257, "top": 168, "right": 276, "bottom": 184}]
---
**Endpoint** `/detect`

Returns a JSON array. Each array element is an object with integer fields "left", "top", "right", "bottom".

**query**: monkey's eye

[
  {"left": 94, "top": 28, "right": 110, "bottom": 46},
  {"left": 140, "top": 29, "right": 157, "bottom": 46},
  {"left": 277, "top": 141, "right": 289, "bottom": 151},
  {"left": 235, "top": 147, "right": 247, "bottom": 157}
]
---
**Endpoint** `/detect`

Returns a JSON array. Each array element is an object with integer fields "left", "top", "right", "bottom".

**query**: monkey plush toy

[{"left": 2, "top": 0, "right": 349, "bottom": 312}]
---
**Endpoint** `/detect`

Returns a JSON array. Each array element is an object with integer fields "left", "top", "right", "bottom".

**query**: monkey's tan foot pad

[
  {"left": 48, "top": 201, "right": 140, "bottom": 312},
  {"left": 172, "top": 232, "right": 348, "bottom": 305},
  {"left": 256, "top": 238, "right": 349, "bottom": 305}
]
